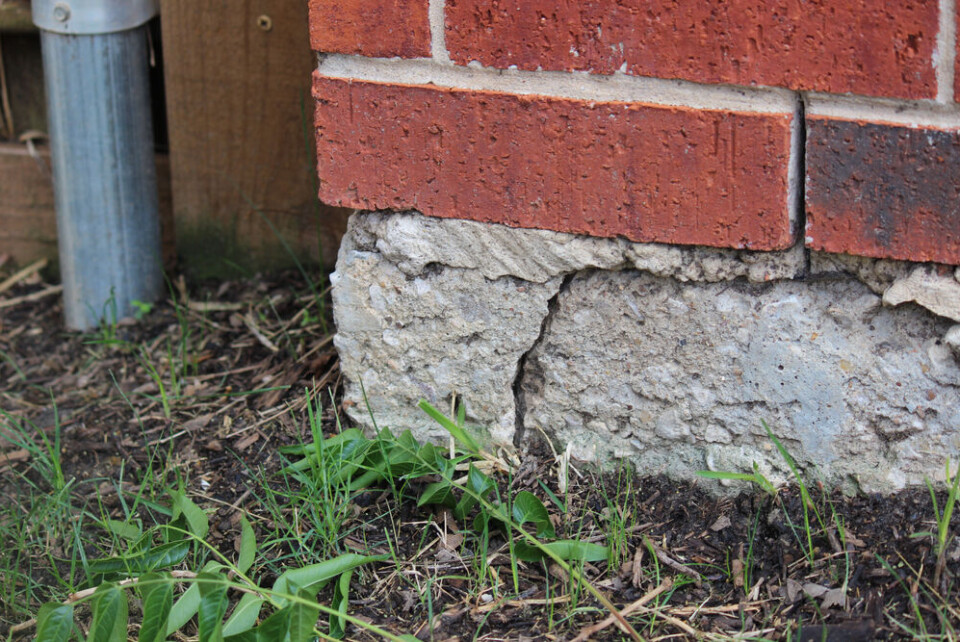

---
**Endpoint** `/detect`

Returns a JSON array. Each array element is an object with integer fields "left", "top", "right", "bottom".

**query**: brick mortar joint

[
  {"left": 936, "top": 0, "right": 957, "bottom": 103},
  {"left": 429, "top": 0, "right": 451, "bottom": 64},
  {"left": 316, "top": 55, "right": 960, "bottom": 128}
]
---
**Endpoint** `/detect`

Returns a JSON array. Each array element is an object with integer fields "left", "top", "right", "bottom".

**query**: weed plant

[{"left": 23, "top": 395, "right": 642, "bottom": 642}]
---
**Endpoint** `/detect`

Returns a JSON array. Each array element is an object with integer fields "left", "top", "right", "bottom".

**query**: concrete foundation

[{"left": 331, "top": 212, "right": 960, "bottom": 493}]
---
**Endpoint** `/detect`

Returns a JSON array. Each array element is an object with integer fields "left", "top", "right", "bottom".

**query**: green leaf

[
  {"left": 346, "top": 468, "right": 386, "bottom": 491},
  {"left": 328, "top": 569, "right": 353, "bottom": 639},
  {"left": 467, "top": 464, "right": 495, "bottom": 495},
  {"left": 454, "top": 464, "right": 495, "bottom": 521},
  {"left": 513, "top": 540, "right": 609, "bottom": 563},
  {"left": 138, "top": 573, "right": 173, "bottom": 642},
  {"left": 198, "top": 573, "right": 229, "bottom": 642},
  {"left": 86, "top": 584, "right": 128, "bottom": 642},
  {"left": 273, "top": 554, "right": 385, "bottom": 608},
  {"left": 253, "top": 605, "right": 292, "bottom": 640},
  {"left": 170, "top": 490, "right": 210, "bottom": 539},
  {"left": 417, "top": 481, "right": 456, "bottom": 508},
  {"left": 453, "top": 494, "right": 478, "bottom": 522},
  {"left": 512, "top": 491, "right": 555, "bottom": 538},
  {"left": 222, "top": 593, "right": 265, "bottom": 637},
  {"left": 105, "top": 519, "right": 142, "bottom": 542},
  {"left": 330, "top": 438, "right": 374, "bottom": 483},
  {"left": 35, "top": 602, "right": 73, "bottom": 642},
  {"left": 88, "top": 540, "right": 191, "bottom": 575},
  {"left": 238, "top": 515, "right": 256, "bottom": 574},
  {"left": 418, "top": 400, "right": 480, "bottom": 453},
  {"left": 290, "top": 586, "right": 322, "bottom": 642},
  {"left": 224, "top": 604, "right": 292, "bottom": 642},
  {"left": 167, "top": 562, "right": 225, "bottom": 635}
]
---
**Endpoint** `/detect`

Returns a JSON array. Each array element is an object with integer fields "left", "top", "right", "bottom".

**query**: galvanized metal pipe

[{"left": 34, "top": 0, "right": 161, "bottom": 330}]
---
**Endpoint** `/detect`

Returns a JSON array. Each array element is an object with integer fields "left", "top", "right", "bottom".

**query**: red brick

[
  {"left": 309, "top": 0, "right": 430, "bottom": 58},
  {"left": 445, "top": 0, "right": 939, "bottom": 100},
  {"left": 806, "top": 117, "right": 960, "bottom": 264},
  {"left": 313, "top": 74, "right": 795, "bottom": 250}
]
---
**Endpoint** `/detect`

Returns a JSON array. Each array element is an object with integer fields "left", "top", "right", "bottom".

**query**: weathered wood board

[{"left": 160, "top": 0, "right": 349, "bottom": 277}]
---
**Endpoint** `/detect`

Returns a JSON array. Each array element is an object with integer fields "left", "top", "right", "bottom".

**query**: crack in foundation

[{"left": 512, "top": 272, "right": 576, "bottom": 448}]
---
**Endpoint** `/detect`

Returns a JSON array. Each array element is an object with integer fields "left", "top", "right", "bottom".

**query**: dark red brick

[
  {"left": 445, "top": 0, "right": 939, "bottom": 100},
  {"left": 806, "top": 117, "right": 960, "bottom": 264},
  {"left": 313, "top": 74, "right": 796, "bottom": 250},
  {"left": 309, "top": 0, "right": 430, "bottom": 58}
]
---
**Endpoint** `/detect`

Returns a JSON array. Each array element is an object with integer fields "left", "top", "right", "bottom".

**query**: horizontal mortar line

[
  {"left": 317, "top": 54, "right": 798, "bottom": 114},
  {"left": 806, "top": 92, "right": 960, "bottom": 129},
  {"left": 936, "top": 0, "right": 957, "bottom": 103}
]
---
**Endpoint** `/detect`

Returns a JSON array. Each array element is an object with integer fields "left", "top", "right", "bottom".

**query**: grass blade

[{"left": 418, "top": 399, "right": 479, "bottom": 453}]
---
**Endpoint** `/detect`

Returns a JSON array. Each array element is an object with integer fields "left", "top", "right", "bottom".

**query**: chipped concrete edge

[{"left": 332, "top": 211, "right": 960, "bottom": 492}]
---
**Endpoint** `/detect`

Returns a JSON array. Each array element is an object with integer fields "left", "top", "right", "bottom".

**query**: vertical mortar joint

[
  {"left": 796, "top": 92, "right": 811, "bottom": 278},
  {"left": 936, "top": 0, "right": 957, "bottom": 103},
  {"left": 429, "top": 0, "right": 451, "bottom": 64}
]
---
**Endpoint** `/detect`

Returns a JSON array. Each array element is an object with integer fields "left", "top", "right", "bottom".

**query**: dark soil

[{"left": 1, "top": 265, "right": 957, "bottom": 640}]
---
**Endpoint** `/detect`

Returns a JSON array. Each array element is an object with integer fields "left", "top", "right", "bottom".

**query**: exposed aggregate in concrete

[{"left": 331, "top": 212, "right": 960, "bottom": 492}]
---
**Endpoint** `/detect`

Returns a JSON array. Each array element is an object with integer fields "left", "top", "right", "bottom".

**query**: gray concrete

[
  {"left": 331, "top": 211, "right": 960, "bottom": 492},
  {"left": 522, "top": 271, "right": 959, "bottom": 493}
]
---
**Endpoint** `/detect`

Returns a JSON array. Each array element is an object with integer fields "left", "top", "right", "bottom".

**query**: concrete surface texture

[{"left": 331, "top": 212, "right": 960, "bottom": 493}]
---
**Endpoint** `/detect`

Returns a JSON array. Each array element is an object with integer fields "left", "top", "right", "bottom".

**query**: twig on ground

[
  {"left": 0, "top": 258, "right": 47, "bottom": 296},
  {"left": 643, "top": 534, "right": 703, "bottom": 588},
  {"left": 0, "top": 285, "right": 63, "bottom": 309},
  {"left": 0, "top": 448, "right": 28, "bottom": 464},
  {"left": 572, "top": 578, "right": 673, "bottom": 641},
  {"left": 242, "top": 313, "right": 279, "bottom": 352}
]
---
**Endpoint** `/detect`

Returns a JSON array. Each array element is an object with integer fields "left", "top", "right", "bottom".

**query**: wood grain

[{"left": 160, "top": 0, "right": 349, "bottom": 276}]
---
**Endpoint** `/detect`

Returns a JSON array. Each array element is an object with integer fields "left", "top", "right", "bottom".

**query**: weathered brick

[
  {"left": 806, "top": 117, "right": 960, "bottom": 264},
  {"left": 445, "top": 0, "right": 939, "bottom": 100},
  {"left": 309, "top": 0, "right": 430, "bottom": 58},
  {"left": 313, "top": 74, "right": 796, "bottom": 250}
]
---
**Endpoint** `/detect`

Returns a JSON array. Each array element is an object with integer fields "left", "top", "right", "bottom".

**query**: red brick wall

[{"left": 310, "top": 0, "right": 960, "bottom": 264}]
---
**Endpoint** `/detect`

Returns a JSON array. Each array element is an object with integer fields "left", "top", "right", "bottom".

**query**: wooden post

[{"left": 160, "top": 0, "right": 349, "bottom": 278}]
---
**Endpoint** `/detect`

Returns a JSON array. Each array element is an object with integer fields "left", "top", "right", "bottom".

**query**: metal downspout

[{"left": 33, "top": 0, "right": 161, "bottom": 330}]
